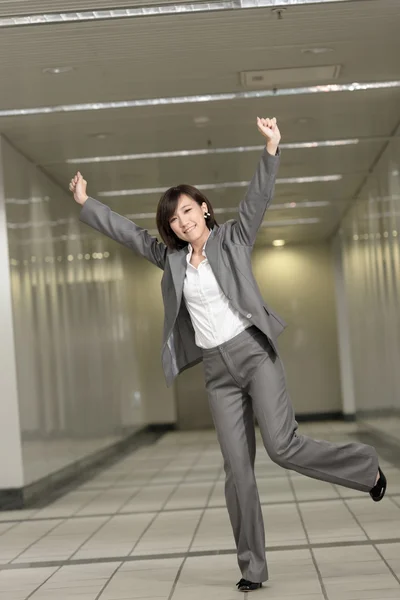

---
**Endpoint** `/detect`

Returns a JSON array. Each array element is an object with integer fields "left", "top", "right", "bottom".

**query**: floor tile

[
  {"left": 298, "top": 500, "right": 367, "bottom": 543},
  {"left": 118, "top": 486, "right": 176, "bottom": 513},
  {"left": 73, "top": 513, "right": 155, "bottom": 560},
  {"left": 0, "top": 520, "right": 64, "bottom": 563},
  {"left": 345, "top": 498, "right": 400, "bottom": 540},
  {"left": 2, "top": 422, "right": 399, "bottom": 600},
  {"left": 132, "top": 510, "right": 202, "bottom": 556},
  {"left": 291, "top": 476, "right": 340, "bottom": 501},
  {"left": 262, "top": 504, "right": 308, "bottom": 547}
]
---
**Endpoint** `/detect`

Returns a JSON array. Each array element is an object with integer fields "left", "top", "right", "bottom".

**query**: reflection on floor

[{"left": 1, "top": 419, "right": 400, "bottom": 599}]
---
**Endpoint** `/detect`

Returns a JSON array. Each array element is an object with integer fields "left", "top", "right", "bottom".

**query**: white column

[
  {"left": 332, "top": 234, "right": 356, "bottom": 418},
  {"left": 0, "top": 139, "right": 24, "bottom": 489}
]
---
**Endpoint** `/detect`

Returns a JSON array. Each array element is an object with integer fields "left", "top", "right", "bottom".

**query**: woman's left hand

[{"left": 257, "top": 117, "right": 281, "bottom": 155}]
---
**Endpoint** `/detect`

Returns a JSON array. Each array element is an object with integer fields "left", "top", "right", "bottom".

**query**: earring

[{"left": 204, "top": 212, "right": 211, "bottom": 220}]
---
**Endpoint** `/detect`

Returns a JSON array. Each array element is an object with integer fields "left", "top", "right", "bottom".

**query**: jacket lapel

[
  {"left": 167, "top": 226, "right": 220, "bottom": 313},
  {"left": 203, "top": 227, "right": 220, "bottom": 281},
  {"left": 169, "top": 247, "right": 188, "bottom": 308}
]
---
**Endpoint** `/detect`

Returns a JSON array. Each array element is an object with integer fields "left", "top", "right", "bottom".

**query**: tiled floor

[{"left": 1, "top": 421, "right": 400, "bottom": 599}]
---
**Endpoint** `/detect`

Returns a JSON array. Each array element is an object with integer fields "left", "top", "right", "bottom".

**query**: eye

[
  {"left": 184, "top": 208, "right": 191, "bottom": 213},
  {"left": 170, "top": 216, "right": 177, "bottom": 223}
]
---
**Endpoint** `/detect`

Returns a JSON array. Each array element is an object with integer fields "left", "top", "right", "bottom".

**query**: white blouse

[{"left": 183, "top": 240, "right": 250, "bottom": 349}]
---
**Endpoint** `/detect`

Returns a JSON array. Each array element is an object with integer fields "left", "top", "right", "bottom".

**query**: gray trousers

[{"left": 202, "top": 326, "right": 379, "bottom": 583}]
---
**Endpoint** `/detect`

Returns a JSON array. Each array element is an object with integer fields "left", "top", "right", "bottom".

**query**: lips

[{"left": 184, "top": 225, "right": 196, "bottom": 234}]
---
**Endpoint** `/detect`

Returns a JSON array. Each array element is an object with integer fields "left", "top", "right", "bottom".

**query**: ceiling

[{"left": 1, "top": 0, "right": 399, "bottom": 246}]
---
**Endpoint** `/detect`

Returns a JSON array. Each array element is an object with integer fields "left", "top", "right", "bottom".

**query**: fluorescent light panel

[
  {"left": 98, "top": 175, "right": 342, "bottom": 197},
  {"left": 0, "top": 0, "right": 355, "bottom": 29},
  {"left": 262, "top": 218, "right": 320, "bottom": 226},
  {"left": 124, "top": 200, "right": 331, "bottom": 220},
  {"left": 7, "top": 201, "right": 331, "bottom": 229},
  {"left": 66, "top": 139, "right": 360, "bottom": 164},
  {"left": 1, "top": 82, "right": 400, "bottom": 118},
  {"left": 145, "top": 217, "right": 320, "bottom": 235}
]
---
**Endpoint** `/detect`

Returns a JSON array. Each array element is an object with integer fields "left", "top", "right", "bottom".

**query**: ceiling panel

[
  {"left": 2, "top": 89, "right": 399, "bottom": 169},
  {"left": 0, "top": 5, "right": 400, "bottom": 107},
  {"left": 1, "top": 0, "right": 399, "bottom": 245}
]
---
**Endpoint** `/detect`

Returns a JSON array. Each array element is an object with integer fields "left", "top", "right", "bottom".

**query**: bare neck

[{"left": 190, "top": 228, "right": 211, "bottom": 255}]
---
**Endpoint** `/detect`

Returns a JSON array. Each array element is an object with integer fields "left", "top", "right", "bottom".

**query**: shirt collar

[{"left": 186, "top": 229, "right": 212, "bottom": 262}]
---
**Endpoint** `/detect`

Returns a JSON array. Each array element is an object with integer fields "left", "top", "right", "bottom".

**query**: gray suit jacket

[{"left": 79, "top": 147, "right": 286, "bottom": 386}]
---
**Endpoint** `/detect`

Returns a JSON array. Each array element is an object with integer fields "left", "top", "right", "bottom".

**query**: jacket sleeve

[
  {"left": 79, "top": 197, "right": 167, "bottom": 270},
  {"left": 232, "top": 147, "right": 281, "bottom": 246}
]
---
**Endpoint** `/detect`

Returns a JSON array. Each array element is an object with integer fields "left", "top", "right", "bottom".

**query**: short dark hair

[{"left": 156, "top": 184, "right": 218, "bottom": 251}]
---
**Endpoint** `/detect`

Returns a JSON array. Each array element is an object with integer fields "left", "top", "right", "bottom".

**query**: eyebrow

[{"left": 171, "top": 203, "right": 191, "bottom": 218}]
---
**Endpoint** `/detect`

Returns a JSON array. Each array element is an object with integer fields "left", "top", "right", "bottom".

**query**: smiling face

[
  {"left": 156, "top": 184, "right": 217, "bottom": 251},
  {"left": 169, "top": 194, "right": 209, "bottom": 246}
]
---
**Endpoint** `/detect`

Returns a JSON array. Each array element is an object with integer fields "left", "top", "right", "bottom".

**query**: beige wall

[
  {"left": 333, "top": 137, "right": 400, "bottom": 414},
  {"left": 121, "top": 251, "right": 176, "bottom": 425},
  {"left": 0, "top": 138, "right": 25, "bottom": 488},
  {"left": 176, "top": 242, "right": 342, "bottom": 428},
  {"left": 252, "top": 242, "right": 342, "bottom": 415},
  {"left": 1, "top": 136, "right": 174, "bottom": 486}
]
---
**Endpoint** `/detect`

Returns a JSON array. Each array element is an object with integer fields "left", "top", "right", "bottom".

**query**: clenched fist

[
  {"left": 69, "top": 172, "right": 88, "bottom": 205},
  {"left": 257, "top": 117, "right": 281, "bottom": 156}
]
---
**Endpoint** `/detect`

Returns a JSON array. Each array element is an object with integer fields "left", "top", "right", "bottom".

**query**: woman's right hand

[{"left": 69, "top": 172, "right": 89, "bottom": 205}]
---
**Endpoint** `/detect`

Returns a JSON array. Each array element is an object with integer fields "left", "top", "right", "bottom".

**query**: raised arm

[
  {"left": 69, "top": 173, "right": 167, "bottom": 270},
  {"left": 232, "top": 117, "right": 281, "bottom": 247}
]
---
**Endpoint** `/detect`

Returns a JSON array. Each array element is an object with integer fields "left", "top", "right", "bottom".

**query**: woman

[{"left": 69, "top": 117, "right": 386, "bottom": 592}]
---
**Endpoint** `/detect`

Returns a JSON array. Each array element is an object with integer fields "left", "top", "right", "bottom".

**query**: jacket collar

[
  {"left": 186, "top": 229, "right": 212, "bottom": 261},
  {"left": 168, "top": 226, "right": 218, "bottom": 303}
]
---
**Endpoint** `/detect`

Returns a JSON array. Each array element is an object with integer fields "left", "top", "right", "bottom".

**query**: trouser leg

[
  {"left": 204, "top": 351, "right": 268, "bottom": 582},
  {"left": 247, "top": 336, "right": 378, "bottom": 492}
]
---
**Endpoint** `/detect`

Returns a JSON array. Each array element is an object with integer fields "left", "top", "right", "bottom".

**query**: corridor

[{"left": 1, "top": 419, "right": 400, "bottom": 600}]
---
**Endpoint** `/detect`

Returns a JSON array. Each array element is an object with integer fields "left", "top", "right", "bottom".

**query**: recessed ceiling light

[
  {"left": 272, "top": 240, "right": 286, "bottom": 246},
  {"left": 194, "top": 116, "right": 210, "bottom": 127},
  {"left": 89, "top": 132, "right": 110, "bottom": 139},
  {"left": 42, "top": 66, "right": 74, "bottom": 75},
  {"left": 301, "top": 48, "right": 334, "bottom": 55}
]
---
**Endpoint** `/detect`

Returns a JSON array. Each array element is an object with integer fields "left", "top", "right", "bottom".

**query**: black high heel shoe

[
  {"left": 369, "top": 467, "right": 387, "bottom": 502},
  {"left": 236, "top": 578, "right": 263, "bottom": 592}
]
